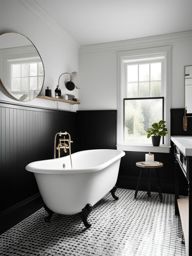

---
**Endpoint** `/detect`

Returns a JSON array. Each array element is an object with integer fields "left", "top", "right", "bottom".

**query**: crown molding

[
  {"left": 19, "top": 0, "right": 79, "bottom": 47},
  {"left": 80, "top": 30, "right": 192, "bottom": 53}
]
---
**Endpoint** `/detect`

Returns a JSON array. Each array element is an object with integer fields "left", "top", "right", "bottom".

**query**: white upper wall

[
  {"left": 1, "top": 1, "right": 192, "bottom": 111},
  {"left": 79, "top": 31, "right": 192, "bottom": 110},
  {"left": 0, "top": 0, "right": 79, "bottom": 111}
]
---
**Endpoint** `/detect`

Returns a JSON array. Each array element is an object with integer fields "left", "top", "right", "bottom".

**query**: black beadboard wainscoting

[
  {"left": 76, "top": 110, "right": 117, "bottom": 150},
  {"left": 1, "top": 106, "right": 190, "bottom": 234},
  {"left": 0, "top": 102, "right": 77, "bottom": 233}
]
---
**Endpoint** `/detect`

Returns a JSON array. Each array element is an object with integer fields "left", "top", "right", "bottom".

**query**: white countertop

[{"left": 171, "top": 136, "right": 192, "bottom": 156}]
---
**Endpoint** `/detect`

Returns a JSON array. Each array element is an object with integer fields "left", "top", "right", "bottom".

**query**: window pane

[
  {"left": 12, "top": 64, "right": 20, "bottom": 77},
  {"left": 139, "top": 82, "right": 149, "bottom": 97},
  {"left": 38, "top": 62, "right": 43, "bottom": 75},
  {"left": 21, "top": 78, "right": 29, "bottom": 91},
  {"left": 30, "top": 77, "right": 37, "bottom": 90},
  {"left": 21, "top": 64, "right": 29, "bottom": 77},
  {"left": 38, "top": 77, "right": 43, "bottom": 89},
  {"left": 151, "top": 81, "right": 161, "bottom": 97},
  {"left": 126, "top": 62, "right": 162, "bottom": 98},
  {"left": 151, "top": 62, "right": 161, "bottom": 80},
  {"left": 127, "top": 65, "right": 138, "bottom": 82},
  {"left": 30, "top": 63, "right": 37, "bottom": 76},
  {"left": 127, "top": 82, "right": 138, "bottom": 97},
  {"left": 124, "top": 98, "right": 163, "bottom": 144},
  {"left": 139, "top": 64, "right": 149, "bottom": 81}
]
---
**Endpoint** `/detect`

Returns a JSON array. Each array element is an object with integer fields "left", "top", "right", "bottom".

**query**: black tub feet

[
  {"left": 110, "top": 186, "right": 119, "bottom": 200},
  {"left": 44, "top": 204, "right": 53, "bottom": 222},
  {"left": 80, "top": 204, "right": 92, "bottom": 228}
]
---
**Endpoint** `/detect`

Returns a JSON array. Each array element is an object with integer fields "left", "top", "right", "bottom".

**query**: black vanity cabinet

[{"left": 172, "top": 136, "right": 192, "bottom": 256}]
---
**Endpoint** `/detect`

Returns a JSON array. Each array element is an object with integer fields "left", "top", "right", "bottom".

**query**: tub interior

[{"left": 27, "top": 149, "right": 124, "bottom": 173}]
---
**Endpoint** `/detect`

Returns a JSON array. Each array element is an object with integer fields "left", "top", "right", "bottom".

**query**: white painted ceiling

[{"left": 36, "top": 0, "right": 192, "bottom": 45}]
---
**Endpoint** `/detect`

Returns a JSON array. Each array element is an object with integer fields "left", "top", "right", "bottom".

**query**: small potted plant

[{"left": 146, "top": 120, "right": 168, "bottom": 146}]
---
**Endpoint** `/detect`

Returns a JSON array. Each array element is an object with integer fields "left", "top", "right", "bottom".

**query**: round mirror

[{"left": 0, "top": 32, "right": 45, "bottom": 101}]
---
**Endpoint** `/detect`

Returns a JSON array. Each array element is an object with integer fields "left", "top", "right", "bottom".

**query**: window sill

[{"left": 117, "top": 144, "right": 170, "bottom": 153}]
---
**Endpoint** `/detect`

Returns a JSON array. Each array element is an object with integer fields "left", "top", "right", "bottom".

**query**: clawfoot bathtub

[{"left": 26, "top": 149, "right": 125, "bottom": 228}]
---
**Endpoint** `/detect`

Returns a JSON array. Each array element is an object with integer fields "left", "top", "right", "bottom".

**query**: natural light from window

[
  {"left": 117, "top": 47, "right": 171, "bottom": 152},
  {"left": 124, "top": 98, "right": 163, "bottom": 145},
  {"left": 123, "top": 57, "right": 165, "bottom": 145}
]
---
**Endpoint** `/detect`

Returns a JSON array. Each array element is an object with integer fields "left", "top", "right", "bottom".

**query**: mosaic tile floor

[{"left": 0, "top": 189, "right": 186, "bottom": 256}]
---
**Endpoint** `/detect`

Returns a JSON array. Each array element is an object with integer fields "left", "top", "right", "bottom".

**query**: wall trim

[
  {"left": 80, "top": 30, "right": 192, "bottom": 53},
  {"left": 77, "top": 109, "right": 117, "bottom": 112},
  {"left": 0, "top": 100, "right": 75, "bottom": 113}
]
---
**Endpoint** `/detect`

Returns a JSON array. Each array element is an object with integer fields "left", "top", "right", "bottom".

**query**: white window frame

[
  {"left": 117, "top": 46, "right": 172, "bottom": 153},
  {"left": 9, "top": 57, "right": 43, "bottom": 93},
  {"left": 0, "top": 45, "right": 39, "bottom": 84}
]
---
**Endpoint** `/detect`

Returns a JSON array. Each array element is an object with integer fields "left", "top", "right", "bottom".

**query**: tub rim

[{"left": 25, "top": 149, "right": 125, "bottom": 174}]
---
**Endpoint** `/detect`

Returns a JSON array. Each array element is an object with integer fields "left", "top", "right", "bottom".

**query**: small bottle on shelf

[
  {"left": 55, "top": 86, "right": 61, "bottom": 98},
  {"left": 45, "top": 86, "right": 52, "bottom": 97}
]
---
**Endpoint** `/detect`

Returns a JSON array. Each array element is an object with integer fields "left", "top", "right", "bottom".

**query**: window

[
  {"left": 117, "top": 47, "right": 171, "bottom": 152},
  {"left": 126, "top": 61, "right": 162, "bottom": 98},
  {"left": 124, "top": 97, "right": 164, "bottom": 145},
  {"left": 8, "top": 57, "right": 43, "bottom": 99}
]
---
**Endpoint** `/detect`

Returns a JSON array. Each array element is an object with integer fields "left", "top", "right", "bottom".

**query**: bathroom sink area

[{"left": 171, "top": 136, "right": 192, "bottom": 156}]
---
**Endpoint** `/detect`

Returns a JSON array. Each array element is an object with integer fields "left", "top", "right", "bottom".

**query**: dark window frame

[{"left": 123, "top": 96, "right": 164, "bottom": 144}]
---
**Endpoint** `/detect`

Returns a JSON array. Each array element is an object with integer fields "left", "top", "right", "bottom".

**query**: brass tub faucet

[{"left": 54, "top": 131, "right": 73, "bottom": 167}]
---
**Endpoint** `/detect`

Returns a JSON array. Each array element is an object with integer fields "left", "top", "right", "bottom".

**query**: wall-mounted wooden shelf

[{"left": 37, "top": 96, "right": 80, "bottom": 105}]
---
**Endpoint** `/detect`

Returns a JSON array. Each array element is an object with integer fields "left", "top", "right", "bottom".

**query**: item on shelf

[
  {"left": 55, "top": 86, "right": 61, "bottom": 98},
  {"left": 66, "top": 94, "right": 75, "bottom": 100},
  {"left": 45, "top": 86, "right": 52, "bottom": 97},
  {"left": 63, "top": 94, "right": 68, "bottom": 100}
]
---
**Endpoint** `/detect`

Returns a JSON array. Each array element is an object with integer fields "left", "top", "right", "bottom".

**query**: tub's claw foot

[
  {"left": 111, "top": 186, "right": 119, "bottom": 200},
  {"left": 44, "top": 205, "right": 53, "bottom": 222},
  {"left": 80, "top": 204, "right": 92, "bottom": 228}
]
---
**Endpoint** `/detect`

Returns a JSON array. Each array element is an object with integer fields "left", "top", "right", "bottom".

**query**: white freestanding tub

[{"left": 26, "top": 149, "right": 125, "bottom": 227}]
